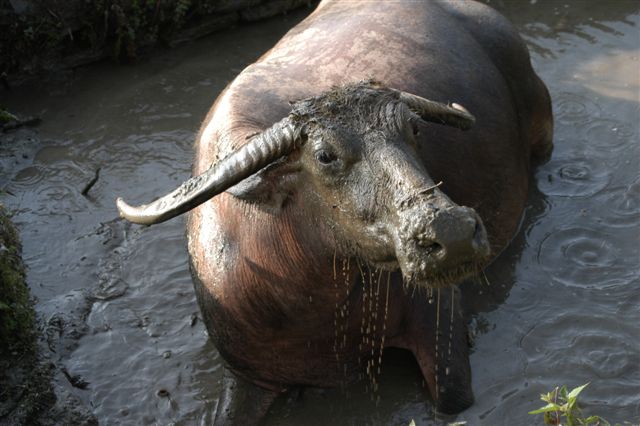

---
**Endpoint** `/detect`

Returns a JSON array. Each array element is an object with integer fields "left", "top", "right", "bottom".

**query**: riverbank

[
  {"left": 1, "top": 0, "right": 314, "bottom": 86},
  {"left": 0, "top": 205, "right": 49, "bottom": 424},
  {"left": 0, "top": 204, "right": 98, "bottom": 425}
]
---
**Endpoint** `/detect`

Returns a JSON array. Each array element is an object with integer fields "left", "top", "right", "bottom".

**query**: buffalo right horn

[
  {"left": 116, "top": 117, "right": 301, "bottom": 225},
  {"left": 398, "top": 91, "right": 476, "bottom": 130}
]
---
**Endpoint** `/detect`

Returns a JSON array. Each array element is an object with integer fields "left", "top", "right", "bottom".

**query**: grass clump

[
  {"left": 0, "top": 203, "right": 57, "bottom": 424},
  {"left": 0, "top": 108, "right": 18, "bottom": 125},
  {"left": 1, "top": 0, "right": 214, "bottom": 75},
  {"left": 0, "top": 0, "right": 313, "bottom": 80},
  {"left": 0, "top": 204, "right": 35, "bottom": 356}
]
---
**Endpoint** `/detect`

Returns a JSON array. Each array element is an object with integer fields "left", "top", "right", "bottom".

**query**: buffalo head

[{"left": 117, "top": 81, "right": 490, "bottom": 288}]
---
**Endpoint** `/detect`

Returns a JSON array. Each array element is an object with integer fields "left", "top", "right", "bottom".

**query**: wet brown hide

[{"left": 185, "top": 0, "right": 552, "bottom": 419}]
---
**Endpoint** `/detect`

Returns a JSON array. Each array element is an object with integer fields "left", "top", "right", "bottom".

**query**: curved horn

[
  {"left": 398, "top": 91, "right": 476, "bottom": 130},
  {"left": 116, "top": 117, "right": 300, "bottom": 225}
]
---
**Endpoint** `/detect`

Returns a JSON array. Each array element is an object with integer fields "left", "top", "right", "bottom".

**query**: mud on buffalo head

[{"left": 117, "top": 81, "right": 491, "bottom": 288}]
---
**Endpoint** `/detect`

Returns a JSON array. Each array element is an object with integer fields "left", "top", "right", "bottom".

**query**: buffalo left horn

[
  {"left": 398, "top": 91, "right": 476, "bottom": 130},
  {"left": 116, "top": 117, "right": 301, "bottom": 225}
]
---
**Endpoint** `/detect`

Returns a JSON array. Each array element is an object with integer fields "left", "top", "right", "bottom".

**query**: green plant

[
  {"left": 0, "top": 204, "right": 35, "bottom": 355},
  {"left": 0, "top": 107, "right": 18, "bottom": 124},
  {"left": 529, "top": 383, "right": 608, "bottom": 426}
]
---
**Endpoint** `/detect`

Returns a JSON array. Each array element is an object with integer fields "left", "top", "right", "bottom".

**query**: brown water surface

[{"left": 1, "top": 1, "right": 638, "bottom": 424}]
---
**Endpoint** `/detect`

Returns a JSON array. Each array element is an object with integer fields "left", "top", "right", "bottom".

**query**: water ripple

[
  {"left": 537, "top": 227, "right": 636, "bottom": 289},
  {"left": 553, "top": 92, "right": 602, "bottom": 125},
  {"left": 521, "top": 313, "right": 639, "bottom": 383},
  {"left": 535, "top": 156, "right": 612, "bottom": 197},
  {"left": 585, "top": 118, "right": 635, "bottom": 151},
  {"left": 591, "top": 178, "right": 640, "bottom": 228},
  {"left": 10, "top": 165, "right": 47, "bottom": 189}
]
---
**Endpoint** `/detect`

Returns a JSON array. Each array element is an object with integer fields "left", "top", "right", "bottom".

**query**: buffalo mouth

[
  {"left": 395, "top": 238, "right": 490, "bottom": 289},
  {"left": 364, "top": 253, "right": 485, "bottom": 289},
  {"left": 350, "top": 233, "right": 490, "bottom": 289},
  {"left": 404, "top": 260, "right": 483, "bottom": 289}
]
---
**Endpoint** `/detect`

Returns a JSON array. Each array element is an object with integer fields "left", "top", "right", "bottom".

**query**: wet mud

[{"left": 0, "top": 1, "right": 638, "bottom": 424}]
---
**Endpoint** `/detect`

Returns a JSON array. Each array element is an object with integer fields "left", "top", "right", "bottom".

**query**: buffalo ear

[{"left": 226, "top": 158, "right": 301, "bottom": 213}]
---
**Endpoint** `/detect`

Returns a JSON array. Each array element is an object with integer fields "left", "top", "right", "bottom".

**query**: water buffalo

[{"left": 117, "top": 0, "right": 552, "bottom": 423}]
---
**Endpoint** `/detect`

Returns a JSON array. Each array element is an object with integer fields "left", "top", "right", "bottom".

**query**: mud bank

[
  {"left": 0, "top": 204, "right": 50, "bottom": 424},
  {"left": 1, "top": 0, "right": 316, "bottom": 85},
  {"left": 0, "top": 203, "right": 44, "bottom": 424},
  {"left": 0, "top": 205, "right": 97, "bottom": 426}
]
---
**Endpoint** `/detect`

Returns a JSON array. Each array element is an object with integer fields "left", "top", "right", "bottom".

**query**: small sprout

[
  {"left": 0, "top": 108, "right": 18, "bottom": 124},
  {"left": 529, "top": 383, "right": 611, "bottom": 426}
]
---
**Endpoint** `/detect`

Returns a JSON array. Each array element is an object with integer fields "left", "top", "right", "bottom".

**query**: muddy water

[{"left": 1, "top": 1, "right": 638, "bottom": 424}]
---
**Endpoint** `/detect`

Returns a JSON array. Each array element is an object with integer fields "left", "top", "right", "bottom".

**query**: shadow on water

[
  {"left": 1, "top": 1, "right": 639, "bottom": 425},
  {"left": 460, "top": 183, "right": 551, "bottom": 315}
]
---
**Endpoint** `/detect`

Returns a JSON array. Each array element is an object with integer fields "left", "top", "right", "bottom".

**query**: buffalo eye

[{"left": 315, "top": 150, "right": 337, "bottom": 165}]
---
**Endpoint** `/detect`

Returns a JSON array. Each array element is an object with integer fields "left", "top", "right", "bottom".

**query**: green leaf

[
  {"left": 0, "top": 110, "right": 18, "bottom": 124},
  {"left": 542, "top": 389, "right": 558, "bottom": 403},
  {"left": 559, "top": 385, "right": 569, "bottom": 400},
  {"left": 409, "top": 421, "right": 416, "bottom": 426},
  {"left": 567, "top": 383, "right": 590, "bottom": 400},
  {"left": 529, "top": 403, "right": 561, "bottom": 415}
]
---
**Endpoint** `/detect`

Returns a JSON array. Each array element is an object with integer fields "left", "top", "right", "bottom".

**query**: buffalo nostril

[
  {"left": 473, "top": 220, "right": 481, "bottom": 238},
  {"left": 470, "top": 216, "right": 491, "bottom": 255},
  {"left": 418, "top": 239, "right": 443, "bottom": 255}
]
